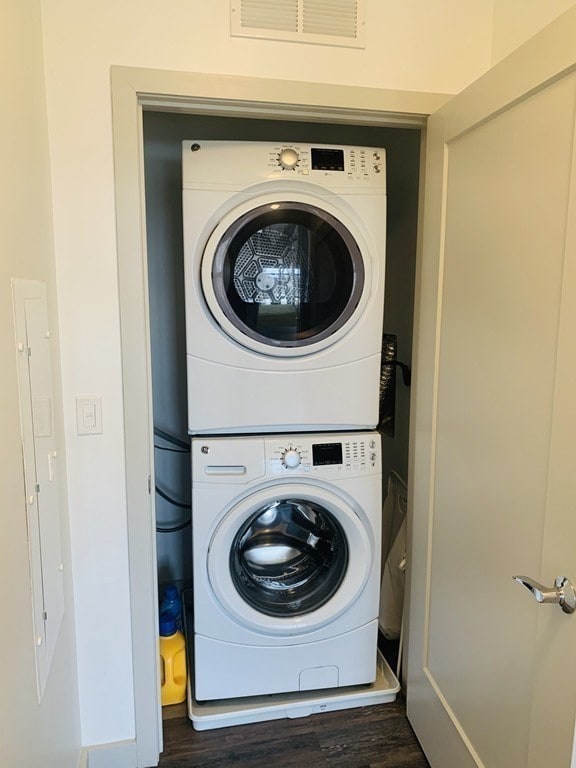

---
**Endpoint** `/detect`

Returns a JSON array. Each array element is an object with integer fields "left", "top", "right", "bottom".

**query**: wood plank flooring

[{"left": 158, "top": 695, "right": 430, "bottom": 768}]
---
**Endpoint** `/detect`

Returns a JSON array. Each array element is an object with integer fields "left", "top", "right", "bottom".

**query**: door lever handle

[{"left": 513, "top": 575, "right": 576, "bottom": 614}]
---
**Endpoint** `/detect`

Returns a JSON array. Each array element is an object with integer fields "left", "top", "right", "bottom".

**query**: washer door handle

[{"left": 513, "top": 575, "right": 576, "bottom": 614}]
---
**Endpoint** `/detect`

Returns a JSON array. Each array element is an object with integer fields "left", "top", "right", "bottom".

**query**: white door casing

[
  {"left": 112, "top": 69, "right": 439, "bottom": 766},
  {"left": 407, "top": 8, "right": 576, "bottom": 768}
]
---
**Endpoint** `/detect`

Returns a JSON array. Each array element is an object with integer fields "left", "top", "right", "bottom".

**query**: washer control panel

[{"left": 267, "top": 433, "right": 380, "bottom": 475}]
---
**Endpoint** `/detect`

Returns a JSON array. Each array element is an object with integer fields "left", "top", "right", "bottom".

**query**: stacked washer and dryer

[{"left": 182, "top": 141, "right": 390, "bottom": 714}]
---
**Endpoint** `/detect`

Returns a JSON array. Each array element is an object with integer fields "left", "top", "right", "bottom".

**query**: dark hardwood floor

[{"left": 158, "top": 695, "right": 430, "bottom": 768}]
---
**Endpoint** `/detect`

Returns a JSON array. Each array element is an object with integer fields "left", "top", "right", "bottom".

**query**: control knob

[
  {"left": 281, "top": 448, "right": 301, "bottom": 469},
  {"left": 278, "top": 147, "right": 299, "bottom": 170}
]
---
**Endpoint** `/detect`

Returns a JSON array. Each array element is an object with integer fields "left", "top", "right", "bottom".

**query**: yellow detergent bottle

[{"left": 159, "top": 612, "right": 187, "bottom": 706}]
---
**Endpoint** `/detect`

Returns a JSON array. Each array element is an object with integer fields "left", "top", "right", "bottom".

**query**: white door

[{"left": 407, "top": 9, "right": 576, "bottom": 768}]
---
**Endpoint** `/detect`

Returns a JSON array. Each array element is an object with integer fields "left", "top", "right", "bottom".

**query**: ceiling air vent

[{"left": 231, "top": 0, "right": 365, "bottom": 49}]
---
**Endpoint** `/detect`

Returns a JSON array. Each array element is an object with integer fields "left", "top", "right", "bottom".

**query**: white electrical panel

[{"left": 12, "top": 279, "right": 65, "bottom": 701}]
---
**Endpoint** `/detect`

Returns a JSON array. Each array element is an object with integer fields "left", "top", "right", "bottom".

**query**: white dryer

[
  {"left": 191, "top": 431, "right": 382, "bottom": 701},
  {"left": 182, "top": 141, "right": 386, "bottom": 434}
]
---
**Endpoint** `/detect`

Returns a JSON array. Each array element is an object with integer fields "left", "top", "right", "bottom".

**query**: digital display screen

[
  {"left": 311, "top": 148, "right": 345, "bottom": 172},
  {"left": 312, "top": 442, "right": 343, "bottom": 466}
]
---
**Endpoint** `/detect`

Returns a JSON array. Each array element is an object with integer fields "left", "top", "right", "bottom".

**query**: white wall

[
  {"left": 38, "top": 0, "right": 497, "bottom": 747},
  {"left": 37, "top": 0, "right": 576, "bottom": 751},
  {"left": 0, "top": 1, "right": 81, "bottom": 766},
  {"left": 491, "top": 0, "right": 576, "bottom": 62},
  {"left": 35, "top": 0, "right": 576, "bottom": 751}
]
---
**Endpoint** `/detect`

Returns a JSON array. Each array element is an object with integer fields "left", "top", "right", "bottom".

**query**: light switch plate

[{"left": 76, "top": 396, "right": 102, "bottom": 435}]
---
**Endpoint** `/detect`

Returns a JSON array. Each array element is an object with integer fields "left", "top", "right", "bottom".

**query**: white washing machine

[
  {"left": 182, "top": 141, "right": 387, "bottom": 434},
  {"left": 191, "top": 431, "right": 382, "bottom": 701}
]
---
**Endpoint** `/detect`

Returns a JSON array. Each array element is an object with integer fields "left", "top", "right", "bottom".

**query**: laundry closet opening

[{"left": 142, "top": 109, "right": 421, "bottom": 719}]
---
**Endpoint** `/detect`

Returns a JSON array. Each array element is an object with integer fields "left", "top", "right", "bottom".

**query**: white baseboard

[{"left": 86, "top": 740, "right": 138, "bottom": 768}]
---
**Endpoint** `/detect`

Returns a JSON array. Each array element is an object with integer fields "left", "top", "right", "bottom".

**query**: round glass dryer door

[
  {"left": 207, "top": 202, "right": 365, "bottom": 352},
  {"left": 206, "top": 484, "right": 373, "bottom": 636},
  {"left": 230, "top": 497, "right": 348, "bottom": 617}
]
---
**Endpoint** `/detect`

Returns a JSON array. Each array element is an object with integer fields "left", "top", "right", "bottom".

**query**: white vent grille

[
  {"left": 240, "top": 0, "right": 298, "bottom": 32},
  {"left": 231, "top": 0, "right": 365, "bottom": 49},
  {"left": 303, "top": 0, "right": 358, "bottom": 39}
]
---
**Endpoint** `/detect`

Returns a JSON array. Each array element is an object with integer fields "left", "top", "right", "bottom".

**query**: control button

[
  {"left": 278, "top": 147, "right": 299, "bottom": 170},
  {"left": 281, "top": 448, "right": 301, "bottom": 469}
]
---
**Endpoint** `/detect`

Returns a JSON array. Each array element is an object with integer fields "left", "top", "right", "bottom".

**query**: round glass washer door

[
  {"left": 200, "top": 197, "right": 370, "bottom": 357},
  {"left": 230, "top": 497, "right": 348, "bottom": 618},
  {"left": 206, "top": 484, "right": 373, "bottom": 636}
]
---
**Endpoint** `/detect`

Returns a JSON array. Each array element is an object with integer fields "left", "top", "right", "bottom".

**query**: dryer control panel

[
  {"left": 182, "top": 140, "right": 386, "bottom": 192},
  {"left": 268, "top": 144, "right": 384, "bottom": 184},
  {"left": 266, "top": 432, "right": 380, "bottom": 477}
]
